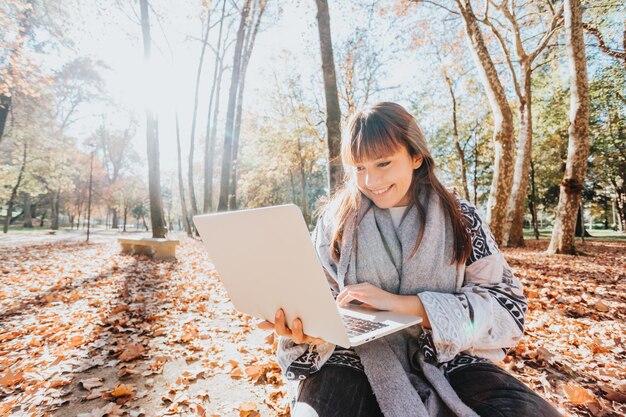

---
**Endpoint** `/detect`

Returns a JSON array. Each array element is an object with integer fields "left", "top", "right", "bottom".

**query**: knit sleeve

[
  {"left": 417, "top": 199, "right": 528, "bottom": 363},
  {"left": 275, "top": 214, "right": 337, "bottom": 379}
]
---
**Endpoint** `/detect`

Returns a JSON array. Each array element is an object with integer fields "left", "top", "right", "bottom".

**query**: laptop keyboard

[{"left": 341, "top": 315, "right": 389, "bottom": 337}]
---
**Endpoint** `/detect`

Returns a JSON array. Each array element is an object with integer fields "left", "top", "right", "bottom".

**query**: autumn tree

[
  {"left": 45, "top": 57, "right": 105, "bottom": 229},
  {"left": 435, "top": 34, "right": 472, "bottom": 200},
  {"left": 335, "top": 3, "right": 392, "bottom": 123},
  {"left": 217, "top": 0, "right": 251, "bottom": 211},
  {"left": 203, "top": 0, "right": 230, "bottom": 213},
  {"left": 228, "top": 0, "right": 268, "bottom": 210},
  {"left": 176, "top": 113, "right": 192, "bottom": 236},
  {"left": 1, "top": 93, "right": 72, "bottom": 233},
  {"left": 476, "top": 0, "right": 564, "bottom": 247},
  {"left": 588, "top": 64, "right": 625, "bottom": 231},
  {"left": 238, "top": 73, "right": 327, "bottom": 223},
  {"left": 94, "top": 121, "right": 137, "bottom": 228},
  {"left": 451, "top": 0, "right": 515, "bottom": 245},
  {"left": 547, "top": 0, "right": 590, "bottom": 254},
  {"left": 139, "top": 0, "right": 167, "bottom": 237},
  {"left": 1, "top": 116, "right": 30, "bottom": 233},
  {"left": 0, "top": 0, "right": 72, "bottom": 144},
  {"left": 188, "top": 4, "right": 213, "bottom": 216},
  {"left": 118, "top": 177, "right": 146, "bottom": 232},
  {"left": 0, "top": 0, "right": 36, "bottom": 144},
  {"left": 315, "top": 0, "right": 344, "bottom": 195}
]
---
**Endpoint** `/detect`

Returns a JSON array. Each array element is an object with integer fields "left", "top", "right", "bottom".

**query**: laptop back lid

[{"left": 193, "top": 204, "right": 351, "bottom": 347}]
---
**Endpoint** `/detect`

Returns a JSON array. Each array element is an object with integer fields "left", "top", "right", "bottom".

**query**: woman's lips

[{"left": 370, "top": 184, "right": 393, "bottom": 195}]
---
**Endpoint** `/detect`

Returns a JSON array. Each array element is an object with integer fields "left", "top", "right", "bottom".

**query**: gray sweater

[{"left": 277, "top": 191, "right": 527, "bottom": 416}]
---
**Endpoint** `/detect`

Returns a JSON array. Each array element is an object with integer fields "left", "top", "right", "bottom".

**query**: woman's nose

[{"left": 365, "top": 172, "right": 382, "bottom": 188}]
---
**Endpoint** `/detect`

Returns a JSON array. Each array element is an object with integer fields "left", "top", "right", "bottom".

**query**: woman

[{"left": 259, "top": 102, "right": 561, "bottom": 417}]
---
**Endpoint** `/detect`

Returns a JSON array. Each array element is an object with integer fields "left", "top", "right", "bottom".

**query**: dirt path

[{"left": 1, "top": 239, "right": 288, "bottom": 416}]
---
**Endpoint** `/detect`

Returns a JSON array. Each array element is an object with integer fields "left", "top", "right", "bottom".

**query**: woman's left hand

[
  {"left": 336, "top": 283, "right": 402, "bottom": 312},
  {"left": 336, "top": 283, "right": 431, "bottom": 327}
]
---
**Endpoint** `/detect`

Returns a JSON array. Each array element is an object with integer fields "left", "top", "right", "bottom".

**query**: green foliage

[
  {"left": 237, "top": 57, "right": 328, "bottom": 225},
  {"left": 410, "top": 75, "right": 494, "bottom": 207},
  {"left": 587, "top": 63, "right": 626, "bottom": 222},
  {"left": 531, "top": 62, "right": 570, "bottom": 211},
  {"left": 238, "top": 111, "right": 327, "bottom": 224}
]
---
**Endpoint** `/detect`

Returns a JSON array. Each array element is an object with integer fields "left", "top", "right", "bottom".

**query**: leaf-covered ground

[{"left": 0, "top": 237, "right": 624, "bottom": 417}]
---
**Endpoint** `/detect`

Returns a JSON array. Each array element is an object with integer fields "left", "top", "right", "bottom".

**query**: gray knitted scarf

[{"left": 335, "top": 187, "right": 479, "bottom": 417}]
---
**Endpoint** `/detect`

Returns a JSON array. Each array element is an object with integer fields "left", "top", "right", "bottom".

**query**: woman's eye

[
  {"left": 378, "top": 161, "right": 390, "bottom": 168},
  {"left": 355, "top": 166, "right": 365, "bottom": 172}
]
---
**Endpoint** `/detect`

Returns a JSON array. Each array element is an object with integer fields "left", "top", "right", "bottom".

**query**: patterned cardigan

[{"left": 279, "top": 199, "right": 528, "bottom": 380}]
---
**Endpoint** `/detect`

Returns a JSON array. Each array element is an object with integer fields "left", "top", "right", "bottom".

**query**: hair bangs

[{"left": 343, "top": 112, "right": 404, "bottom": 166}]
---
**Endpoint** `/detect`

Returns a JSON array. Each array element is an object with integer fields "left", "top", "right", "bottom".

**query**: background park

[{"left": 0, "top": 0, "right": 625, "bottom": 416}]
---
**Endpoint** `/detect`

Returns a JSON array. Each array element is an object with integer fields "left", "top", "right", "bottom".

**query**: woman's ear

[{"left": 412, "top": 154, "right": 424, "bottom": 170}]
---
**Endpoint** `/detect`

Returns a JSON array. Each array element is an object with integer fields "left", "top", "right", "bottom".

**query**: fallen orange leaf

[
  {"left": 0, "top": 369, "right": 23, "bottom": 388},
  {"left": 231, "top": 367, "right": 243, "bottom": 378},
  {"left": 111, "top": 383, "right": 134, "bottom": 397},
  {"left": 118, "top": 343, "right": 145, "bottom": 362},
  {"left": 563, "top": 382, "right": 596, "bottom": 405}
]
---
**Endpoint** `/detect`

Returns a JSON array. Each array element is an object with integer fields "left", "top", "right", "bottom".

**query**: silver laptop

[{"left": 193, "top": 204, "right": 422, "bottom": 348}]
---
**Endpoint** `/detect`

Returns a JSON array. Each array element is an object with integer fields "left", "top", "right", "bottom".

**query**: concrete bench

[{"left": 118, "top": 237, "right": 180, "bottom": 260}]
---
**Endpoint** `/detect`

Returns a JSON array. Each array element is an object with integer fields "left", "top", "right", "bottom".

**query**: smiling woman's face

[{"left": 351, "top": 145, "right": 423, "bottom": 208}]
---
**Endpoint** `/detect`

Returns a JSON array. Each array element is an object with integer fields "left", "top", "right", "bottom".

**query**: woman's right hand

[{"left": 257, "top": 308, "right": 326, "bottom": 345}]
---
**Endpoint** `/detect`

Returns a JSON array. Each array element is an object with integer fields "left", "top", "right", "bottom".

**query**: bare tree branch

[{"left": 582, "top": 22, "right": 626, "bottom": 64}]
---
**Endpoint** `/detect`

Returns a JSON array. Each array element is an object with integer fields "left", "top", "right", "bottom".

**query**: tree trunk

[
  {"left": 123, "top": 206, "right": 128, "bottom": 232},
  {"left": 188, "top": 13, "right": 212, "bottom": 216},
  {"left": 0, "top": 95, "right": 10, "bottom": 143},
  {"left": 297, "top": 135, "right": 310, "bottom": 225},
  {"left": 23, "top": 192, "right": 33, "bottom": 227},
  {"left": 142, "top": 214, "right": 149, "bottom": 231},
  {"left": 504, "top": 68, "right": 533, "bottom": 247},
  {"left": 315, "top": 0, "right": 344, "bottom": 195},
  {"left": 204, "top": 64, "right": 225, "bottom": 213},
  {"left": 574, "top": 203, "right": 591, "bottom": 237},
  {"left": 442, "top": 67, "right": 470, "bottom": 200},
  {"left": 39, "top": 210, "right": 46, "bottom": 227},
  {"left": 140, "top": 0, "right": 167, "bottom": 238},
  {"left": 492, "top": 3, "right": 563, "bottom": 247},
  {"left": 454, "top": 0, "right": 515, "bottom": 245},
  {"left": 111, "top": 207, "right": 118, "bottom": 229},
  {"left": 176, "top": 113, "right": 192, "bottom": 236},
  {"left": 217, "top": 0, "right": 251, "bottom": 211},
  {"left": 203, "top": 0, "right": 227, "bottom": 213},
  {"left": 547, "top": 0, "right": 590, "bottom": 254},
  {"left": 3, "top": 140, "right": 27, "bottom": 233},
  {"left": 51, "top": 190, "right": 60, "bottom": 230},
  {"left": 0, "top": 1, "right": 33, "bottom": 144},
  {"left": 615, "top": 195, "right": 625, "bottom": 231},
  {"left": 229, "top": 0, "right": 267, "bottom": 210},
  {"left": 529, "top": 159, "right": 540, "bottom": 240}
]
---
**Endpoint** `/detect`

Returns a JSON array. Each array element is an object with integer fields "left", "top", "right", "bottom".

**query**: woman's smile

[{"left": 369, "top": 185, "right": 393, "bottom": 195}]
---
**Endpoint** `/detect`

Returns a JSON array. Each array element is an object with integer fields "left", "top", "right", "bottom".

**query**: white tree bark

[{"left": 547, "top": 0, "right": 590, "bottom": 254}]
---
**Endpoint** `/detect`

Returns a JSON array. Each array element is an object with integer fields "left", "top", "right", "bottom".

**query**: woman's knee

[
  {"left": 449, "top": 364, "right": 562, "bottom": 417},
  {"left": 292, "top": 366, "right": 383, "bottom": 417}
]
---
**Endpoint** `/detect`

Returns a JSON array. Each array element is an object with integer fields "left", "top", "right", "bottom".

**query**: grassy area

[
  {"left": 0, "top": 226, "right": 85, "bottom": 235},
  {"left": 0, "top": 226, "right": 145, "bottom": 237},
  {"left": 523, "top": 227, "right": 626, "bottom": 241},
  {"left": 0, "top": 226, "right": 69, "bottom": 235}
]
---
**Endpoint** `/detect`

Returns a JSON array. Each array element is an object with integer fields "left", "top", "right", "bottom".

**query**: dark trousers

[{"left": 292, "top": 364, "right": 562, "bottom": 417}]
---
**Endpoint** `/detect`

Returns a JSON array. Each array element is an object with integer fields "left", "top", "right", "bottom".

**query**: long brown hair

[{"left": 322, "top": 102, "right": 471, "bottom": 264}]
